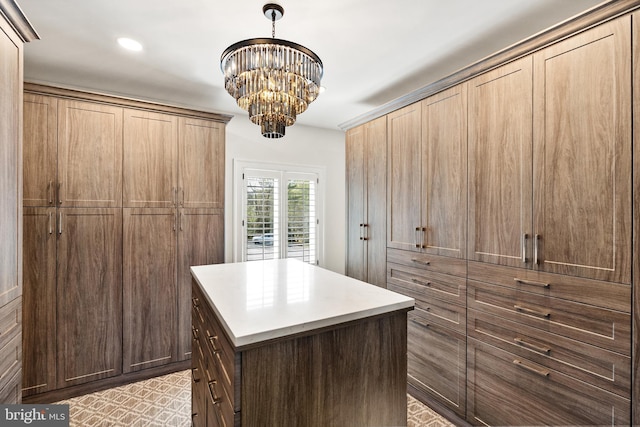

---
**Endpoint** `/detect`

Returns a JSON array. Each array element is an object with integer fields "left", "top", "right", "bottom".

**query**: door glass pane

[
  {"left": 245, "top": 176, "right": 279, "bottom": 261},
  {"left": 287, "top": 179, "right": 316, "bottom": 264}
]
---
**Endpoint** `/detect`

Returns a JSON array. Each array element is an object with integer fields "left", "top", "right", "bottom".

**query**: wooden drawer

[
  {"left": 467, "top": 338, "right": 630, "bottom": 426},
  {"left": 392, "top": 285, "right": 465, "bottom": 334},
  {"left": 387, "top": 248, "right": 466, "bottom": 277},
  {"left": 468, "top": 261, "right": 630, "bottom": 312},
  {"left": 0, "top": 368, "right": 21, "bottom": 404},
  {"left": 468, "top": 280, "right": 630, "bottom": 355},
  {"left": 0, "top": 297, "right": 21, "bottom": 351},
  {"left": 387, "top": 262, "right": 465, "bottom": 306},
  {"left": 0, "top": 332, "right": 21, "bottom": 388},
  {"left": 468, "top": 308, "right": 630, "bottom": 398},
  {"left": 407, "top": 314, "right": 466, "bottom": 417},
  {"left": 191, "top": 346, "right": 207, "bottom": 427}
]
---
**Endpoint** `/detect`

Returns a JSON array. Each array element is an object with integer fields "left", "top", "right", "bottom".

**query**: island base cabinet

[{"left": 467, "top": 338, "right": 630, "bottom": 426}]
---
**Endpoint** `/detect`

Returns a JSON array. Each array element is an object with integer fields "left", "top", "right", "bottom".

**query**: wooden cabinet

[
  {"left": 22, "top": 208, "right": 56, "bottom": 397},
  {"left": 57, "top": 100, "right": 123, "bottom": 208},
  {"left": 467, "top": 56, "right": 533, "bottom": 268},
  {"left": 123, "top": 208, "right": 177, "bottom": 372},
  {"left": 123, "top": 109, "right": 177, "bottom": 208},
  {"left": 56, "top": 208, "right": 122, "bottom": 388},
  {"left": 345, "top": 116, "right": 387, "bottom": 287},
  {"left": 387, "top": 85, "right": 467, "bottom": 258}
]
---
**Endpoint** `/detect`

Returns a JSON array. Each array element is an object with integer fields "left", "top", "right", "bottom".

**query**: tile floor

[{"left": 57, "top": 370, "right": 454, "bottom": 426}]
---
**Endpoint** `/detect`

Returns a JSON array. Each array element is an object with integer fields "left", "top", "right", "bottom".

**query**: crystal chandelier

[{"left": 221, "top": 3, "right": 323, "bottom": 138}]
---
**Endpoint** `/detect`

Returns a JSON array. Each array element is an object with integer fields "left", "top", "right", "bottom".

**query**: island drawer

[
  {"left": 468, "top": 308, "right": 630, "bottom": 398},
  {"left": 467, "top": 338, "right": 630, "bottom": 426},
  {"left": 387, "top": 248, "right": 466, "bottom": 278},
  {"left": 387, "top": 262, "right": 465, "bottom": 306},
  {"left": 467, "top": 280, "right": 630, "bottom": 355}
]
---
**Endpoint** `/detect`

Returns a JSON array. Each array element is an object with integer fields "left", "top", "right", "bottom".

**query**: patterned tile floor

[{"left": 57, "top": 370, "right": 454, "bottom": 426}]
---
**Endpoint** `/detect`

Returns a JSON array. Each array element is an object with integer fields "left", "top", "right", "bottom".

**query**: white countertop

[{"left": 191, "top": 259, "right": 415, "bottom": 348}]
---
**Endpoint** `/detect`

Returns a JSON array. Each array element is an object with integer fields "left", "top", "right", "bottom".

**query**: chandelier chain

[{"left": 271, "top": 10, "right": 276, "bottom": 38}]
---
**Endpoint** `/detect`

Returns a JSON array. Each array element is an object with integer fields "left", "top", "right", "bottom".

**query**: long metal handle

[
  {"left": 48, "top": 180, "right": 53, "bottom": 204},
  {"left": 58, "top": 212, "right": 62, "bottom": 235},
  {"left": 172, "top": 187, "right": 177, "bottom": 206},
  {"left": 534, "top": 234, "right": 540, "bottom": 265},
  {"left": 514, "top": 278, "right": 550, "bottom": 288},
  {"left": 410, "top": 258, "right": 430, "bottom": 266},
  {"left": 420, "top": 226, "right": 426, "bottom": 249},
  {"left": 48, "top": 212, "right": 53, "bottom": 235},
  {"left": 191, "top": 367, "right": 201, "bottom": 383},
  {"left": 180, "top": 212, "right": 184, "bottom": 231},
  {"left": 207, "top": 380, "right": 222, "bottom": 404},
  {"left": 58, "top": 182, "right": 62, "bottom": 205},
  {"left": 522, "top": 233, "right": 528, "bottom": 263},
  {"left": 513, "top": 359, "right": 549, "bottom": 377},
  {"left": 208, "top": 334, "right": 221, "bottom": 353},
  {"left": 410, "top": 317, "right": 430, "bottom": 329},
  {"left": 415, "top": 226, "right": 421, "bottom": 248},
  {"left": 181, "top": 188, "right": 185, "bottom": 206},
  {"left": 362, "top": 223, "right": 368, "bottom": 241},
  {"left": 411, "top": 278, "right": 432, "bottom": 287},
  {"left": 514, "top": 304, "right": 550, "bottom": 318},
  {"left": 514, "top": 337, "right": 551, "bottom": 354},
  {"left": 359, "top": 223, "right": 364, "bottom": 240}
]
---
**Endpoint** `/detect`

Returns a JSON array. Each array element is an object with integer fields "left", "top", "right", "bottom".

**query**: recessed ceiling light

[{"left": 117, "top": 37, "right": 143, "bottom": 52}]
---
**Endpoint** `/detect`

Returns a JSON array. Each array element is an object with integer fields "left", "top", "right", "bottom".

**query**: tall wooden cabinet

[
  {"left": 0, "top": 0, "right": 37, "bottom": 404},
  {"left": 21, "top": 83, "right": 230, "bottom": 401},
  {"left": 345, "top": 116, "right": 387, "bottom": 287},
  {"left": 344, "top": 5, "right": 639, "bottom": 426}
]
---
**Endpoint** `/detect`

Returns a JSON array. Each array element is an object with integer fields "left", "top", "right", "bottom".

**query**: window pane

[
  {"left": 245, "top": 177, "right": 280, "bottom": 261},
  {"left": 287, "top": 179, "right": 316, "bottom": 264}
]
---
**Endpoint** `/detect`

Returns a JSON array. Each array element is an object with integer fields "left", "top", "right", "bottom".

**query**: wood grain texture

[
  {"left": 123, "top": 109, "right": 178, "bottom": 207},
  {"left": 177, "top": 208, "right": 223, "bottom": 361},
  {"left": 345, "top": 124, "right": 366, "bottom": 281},
  {"left": 387, "top": 103, "right": 422, "bottom": 251},
  {"left": 632, "top": 9, "right": 640, "bottom": 425},
  {"left": 56, "top": 208, "right": 122, "bottom": 388},
  {"left": 533, "top": 16, "right": 631, "bottom": 284},
  {"left": 22, "top": 207, "right": 57, "bottom": 396},
  {"left": 467, "top": 338, "right": 630, "bottom": 426},
  {"left": 467, "top": 56, "right": 533, "bottom": 267},
  {"left": 421, "top": 84, "right": 467, "bottom": 259},
  {"left": 23, "top": 93, "right": 57, "bottom": 207},
  {"left": 178, "top": 117, "right": 225, "bottom": 209},
  {"left": 123, "top": 208, "right": 177, "bottom": 372},
  {"left": 241, "top": 311, "right": 408, "bottom": 427},
  {"left": 57, "top": 99, "right": 123, "bottom": 207}
]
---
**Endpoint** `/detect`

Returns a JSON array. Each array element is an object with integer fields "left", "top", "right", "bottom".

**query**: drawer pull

[
  {"left": 411, "top": 278, "right": 431, "bottom": 287},
  {"left": 208, "top": 380, "right": 222, "bottom": 404},
  {"left": 208, "top": 334, "right": 221, "bottom": 353},
  {"left": 191, "top": 326, "right": 199, "bottom": 341},
  {"left": 410, "top": 318, "right": 430, "bottom": 329},
  {"left": 514, "top": 278, "right": 550, "bottom": 288},
  {"left": 514, "top": 305, "right": 550, "bottom": 318},
  {"left": 192, "top": 297, "right": 200, "bottom": 307},
  {"left": 410, "top": 258, "right": 430, "bottom": 266},
  {"left": 191, "top": 367, "right": 201, "bottom": 383},
  {"left": 513, "top": 359, "right": 549, "bottom": 378},
  {"left": 514, "top": 337, "right": 551, "bottom": 355}
]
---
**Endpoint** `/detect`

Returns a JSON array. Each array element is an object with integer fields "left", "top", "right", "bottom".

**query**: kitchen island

[{"left": 190, "top": 259, "right": 415, "bottom": 427}]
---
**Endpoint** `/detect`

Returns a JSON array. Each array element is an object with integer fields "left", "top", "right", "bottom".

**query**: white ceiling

[{"left": 17, "top": 0, "right": 605, "bottom": 131}]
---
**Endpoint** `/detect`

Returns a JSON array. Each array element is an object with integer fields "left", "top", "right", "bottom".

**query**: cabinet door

[
  {"left": 365, "top": 116, "right": 388, "bottom": 287},
  {"left": 57, "top": 100, "right": 122, "bottom": 207},
  {"left": 421, "top": 84, "right": 467, "bottom": 259},
  {"left": 533, "top": 17, "right": 631, "bottom": 284},
  {"left": 57, "top": 208, "right": 122, "bottom": 388},
  {"left": 345, "top": 124, "right": 366, "bottom": 281},
  {"left": 123, "top": 109, "right": 178, "bottom": 207},
  {"left": 177, "top": 208, "right": 224, "bottom": 361},
  {"left": 387, "top": 103, "right": 422, "bottom": 251},
  {"left": 178, "top": 117, "right": 225, "bottom": 209},
  {"left": 22, "top": 207, "right": 56, "bottom": 397},
  {"left": 123, "top": 208, "right": 177, "bottom": 372},
  {"left": 468, "top": 57, "right": 533, "bottom": 267},
  {"left": 23, "top": 94, "right": 57, "bottom": 207}
]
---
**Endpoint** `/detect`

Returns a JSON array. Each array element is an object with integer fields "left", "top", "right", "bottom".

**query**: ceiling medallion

[{"left": 221, "top": 3, "right": 324, "bottom": 139}]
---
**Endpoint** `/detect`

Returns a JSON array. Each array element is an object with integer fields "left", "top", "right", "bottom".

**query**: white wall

[{"left": 225, "top": 116, "right": 346, "bottom": 274}]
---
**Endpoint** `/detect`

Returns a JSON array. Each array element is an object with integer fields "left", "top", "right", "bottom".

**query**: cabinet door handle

[
  {"left": 414, "top": 226, "right": 421, "bottom": 248},
  {"left": 48, "top": 180, "right": 53, "bottom": 204},
  {"left": 181, "top": 187, "right": 185, "bottom": 206},
  {"left": 362, "top": 223, "right": 368, "bottom": 241},
  {"left": 180, "top": 212, "right": 184, "bottom": 231},
  {"left": 58, "top": 212, "right": 63, "bottom": 235},
  {"left": 420, "top": 226, "right": 426, "bottom": 249},
  {"left": 514, "top": 337, "right": 551, "bottom": 354},
  {"left": 207, "top": 380, "right": 222, "bottom": 404},
  {"left": 534, "top": 234, "right": 540, "bottom": 265},
  {"left": 191, "top": 367, "right": 201, "bottom": 383},
  {"left": 172, "top": 187, "right": 177, "bottom": 206},
  {"left": 514, "top": 278, "right": 550, "bottom": 288},
  {"left": 58, "top": 182, "right": 62, "bottom": 205},
  {"left": 513, "top": 359, "right": 549, "bottom": 378},
  {"left": 48, "top": 212, "right": 53, "bottom": 235},
  {"left": 521, "top": 233, "right": 528, "bottom": 263},
  {"left": 359, "top": 223, "right": 364, "bottom": 240},
  {"left": 514, "top": 304, "right": 550, "bottom": 318}
]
